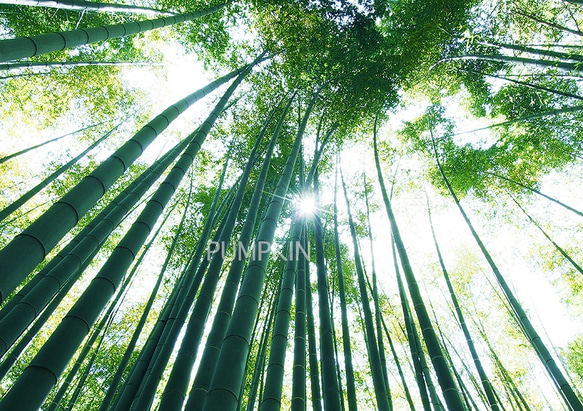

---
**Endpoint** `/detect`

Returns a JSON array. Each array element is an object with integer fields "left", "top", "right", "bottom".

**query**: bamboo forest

[{"left": 2, "top": 0, "right": 583, "bottom": 409}]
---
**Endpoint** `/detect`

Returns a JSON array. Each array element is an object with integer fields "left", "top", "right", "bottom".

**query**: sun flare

[{"left": 297, "top": 195, "right": 317, "bottom": 216}]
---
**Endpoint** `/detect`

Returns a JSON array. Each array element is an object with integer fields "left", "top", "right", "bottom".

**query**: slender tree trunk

[
  {"left": 0, "top": 120, "right": 120, "bottom": 223},
  {"left": 332, "top": 163, "right": 358, "bottom": 411},
  {"left": 461, "top": 68, "right": 583, "bottom": 101},
  {"left": 453, "top": 104, "right": 583, "bottom": 137},
  {"left": 0, "top": 60, "right": 252, "bottom": 411},
  {"left": 514, "top": 9, "right": 583, "bottom": 37},
  {"left": 442, "top": 54, "right": 581, "bottom": 73},
  {"left": 0, "top": 0, "right": 174, "bottom": 16},
  {"left": 202, "top": 88, "right": 316, "bottom": 411},
  {"left": 245, "top": 275, "right": 279, "bottom": 411},
  {"left": 431, "top": 138, "right": 583, "bottom": 410},
  {"left": 0, "top": 120, "right": 106, "bottom": 164},
  {"left": 0, "top": 1, "right": 231, "bottom": 62},
  {"left": 379, "top": 314, "right": 416, "bottom": 411},
  {"left": 340, "top": 167, "right": 391, "bottom": 411},
  {"left": 391, "top": 233, "right": 431, "bottom": 411},
  {"left": 484, "top": 40, "right": 583, "bottom": 63},
  {"left": 426, "top": 195, "right": 500, "bottom": 410},
  {"left": 374, "top": 126, "right": 465, "bottom": 410},
  {"left": 0, "top": 61, "right": 164, "bottom": 71},
  {"left": 485, "top": 172, "right": 583, "bottom": 217},
  {"left": 305, "top": 238, "right": 323, "bottom": 411},
  {"left": 260, "top": 222, "right": 302, "bottom": 410},
  {"left": 314, "top": 171, "right": 343, "bottom": 410},
  {"left": 0, "top": 64, "right": 248, "bottom": 303},
  {"left": 364, "top": 173, "right": 393, "bottom": 408},
  {"left": 510, "top": 195, "right": 583, "bottom": 275}
]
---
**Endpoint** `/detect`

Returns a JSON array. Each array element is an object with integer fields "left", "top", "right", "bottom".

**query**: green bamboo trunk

[
  {"left": 374, "top": 130, "right": 465, "bottom": 410},
  {"left": 0, "top": 61, "right": 252, "bottom": 411},
  {"left": 0, "top": 121, "right": 106, "bottom": 165},
  {"left": 185, "top": 94, "right": 293, "bottom": 410},
  {"left": 426, "top": 197, "right": 500, "bottom": 410},
  {"left": 332, "top": 166, "right": 358, "bottom": 411},
  {"left": 0, "top": 138, "right": 187, "bottom": 357},
  {"left": 0, "top": 0, "right": 174, "bottom": 15},
  {"left": 432, "top": 138, "right": 583, "bottom": 410},
  {"left": 0, "top": 2, "right": 230, "bottom": 62},
  {"left": 0, "top": 65, "right": 247, "bottom": 303},
  {"left": 291, "top": 225, "right": 308, "bottom": 411},
  {"left": 340, "top": 168, "right": 391, "bottom": 411},
  {"left": 260, "top": 222, "right": 302, "bottom": 410},
  {"left": 0, "top": 121, "right": 119, "bottom": 222},
  {"left": 202, "top": 89, "right": 316, "bottom": 411},
  {"left": 157, "top": 127, "right": 268, "bottom": 410}
]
